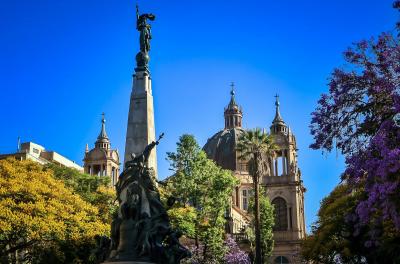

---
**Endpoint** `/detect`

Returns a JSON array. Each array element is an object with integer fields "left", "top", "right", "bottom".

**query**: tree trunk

[{"left": 254, "top": 153, "right": 262, "bottom": 264}]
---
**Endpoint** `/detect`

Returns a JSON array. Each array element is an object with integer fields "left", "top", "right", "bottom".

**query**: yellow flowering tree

[
  {"left": 0, "top": 158, "right": 109, "bottom": 263},
  {"left": 45, "top": 163, "right": 117, "bottom": 225}
]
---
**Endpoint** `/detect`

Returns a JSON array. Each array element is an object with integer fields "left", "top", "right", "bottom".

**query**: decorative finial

[
  {"left": 85, "top": 143, "right": 89, "bottom": 153},
  {"left": 97, "top": 112, "right": 109, "bottom": 140},
  {"left": 230, "top": 82, "right": 235, "bottom": 96},
  {"left": 272, "top": 93, "right": 285, "bottom": 125},
  {"left": 275, "top": 94, "right": 280, "bottom": 107},
  {"left": 102, "top": 112, "right": 106, "bottom": 124}
]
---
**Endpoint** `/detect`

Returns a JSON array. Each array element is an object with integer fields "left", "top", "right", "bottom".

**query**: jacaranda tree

[
  {"left": 307, "top": 1, "right": 400, "bottom": 262},
  {"left": 224, "top": 235, "right": 251, "bottom": 264}
]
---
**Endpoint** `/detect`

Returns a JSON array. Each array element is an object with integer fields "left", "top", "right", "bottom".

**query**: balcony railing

[
  {"left": 263, "top": 174, "right": 297, "bottom": 184},
  {"left": 232, "top": 233, "right": 249, "bottom": 243},
  {"left": 273, "top": 231, "right": 301, "bottom": 241}
]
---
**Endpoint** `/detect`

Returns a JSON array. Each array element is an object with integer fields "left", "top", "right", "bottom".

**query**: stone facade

[
  {"left": 203, "top": 88, "right": 306, "bottom": 263},
  {"left": 83, "top": 114, "right": 120, "bottom": 186}
]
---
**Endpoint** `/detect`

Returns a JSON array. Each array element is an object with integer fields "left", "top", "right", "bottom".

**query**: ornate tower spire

[
  {"left": 98, "top": 113, "right": 108, "bottom": 139},
  {"left": 224, "top": 82, "right": 243, "bottom": 129},
  {"left": 270, "top": 94, "right": 288, "bottom": 134},
  {"left": 96, "top": 113, "right": 110, "bottom": 150}
]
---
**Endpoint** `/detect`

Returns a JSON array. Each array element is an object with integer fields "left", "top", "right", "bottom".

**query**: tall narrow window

[
  {"left": 112, "top": 167, "right": 115, "bottom": 185},
  {"left": 272, "top": 197, "right": 288, "bottom": 231},
  {"left": 242, "top": 189, "right": 248, "bottom": 211},
  {"left": 277, "top": 157, "right": 283, "bottom": 176},
  {"left": 236, "top": 187, "right": 240, "bottom": 207}
]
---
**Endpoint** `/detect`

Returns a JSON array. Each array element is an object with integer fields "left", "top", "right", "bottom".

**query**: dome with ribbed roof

[{"left": 203, "top": 127, "right": 245, "bottom": 171}]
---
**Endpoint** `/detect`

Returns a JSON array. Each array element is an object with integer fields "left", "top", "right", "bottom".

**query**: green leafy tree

[
  {"left": 166, "top": 134, "right": 239, "bottom": 263},
  {"left": 167, "top": 206, "right": 197, "bottom": 238},
  {"left": 301, "top": 184, "right": 368, "bottom": 263},
  {"left": 237, "top": 128, "right": 276, "bottom": 264},
  {"left": 302, "top": 182, "right": 400, "bottom": 264},
  {"left": 248, "top": 189, "right": 275, "bottom": 263}
]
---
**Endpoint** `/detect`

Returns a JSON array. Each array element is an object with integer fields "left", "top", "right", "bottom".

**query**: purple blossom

[
  {"left": 182, "top": 238, "right": 251, "bottom": 264},
  {"left": 224, "top": 235, "right": 251, "bottom": 264}
]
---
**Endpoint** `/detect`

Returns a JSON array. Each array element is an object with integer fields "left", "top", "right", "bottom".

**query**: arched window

[
  {"left": 274, "top": 256, "right": 289, "bottom": 264},
  {"left": 272, "top": 197, "right": 288, "bottom": 231}
]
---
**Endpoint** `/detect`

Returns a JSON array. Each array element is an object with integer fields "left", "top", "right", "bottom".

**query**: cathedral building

[
  {"left": 203, "top": 87, "right": 306, "bottom": 263},
  {"left": 83, "top": 113, "right": 120, "bottom": 186}
]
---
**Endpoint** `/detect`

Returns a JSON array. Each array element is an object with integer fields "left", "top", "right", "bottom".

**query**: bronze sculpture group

[{"left": 107, "top": 133, "right": 190, "bottom": 263}]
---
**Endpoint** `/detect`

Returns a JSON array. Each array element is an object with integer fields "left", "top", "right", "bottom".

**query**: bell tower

[
  {"left": 264, "top": 95, "right": 306, "bottom": 263},
  {"left": 224, "top": 83, "right": 243, "bottom": 129},
  {"left": 83, "top": 113, "right": 120, "bottom": 186}
]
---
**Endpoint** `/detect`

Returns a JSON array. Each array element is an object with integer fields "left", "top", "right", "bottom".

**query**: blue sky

[{"left": 1, "top": 0, "right": 398, "bottom": 230}]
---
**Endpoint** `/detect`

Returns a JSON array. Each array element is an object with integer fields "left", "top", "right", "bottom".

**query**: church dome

[
  {"left": 203, "top": 84, "right": 245, "bottom": 171},
  {"left": 85, "top": 148, "right": 107, "bottom": 161},
  {"left": 203, "top": 128, "right": 245, "bottom": 171}
]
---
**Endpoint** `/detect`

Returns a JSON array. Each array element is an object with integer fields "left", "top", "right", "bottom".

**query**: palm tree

[{"left": 237, "top": 128, "right": 276, "bottom": 264}]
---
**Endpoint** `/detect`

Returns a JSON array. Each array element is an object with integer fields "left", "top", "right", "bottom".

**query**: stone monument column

[
  {"left": 124, "top": 69, "right": 157, "bottom": 176},
  {"left": 124, "top": 5, "right": 157, "bottom": 177}
]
